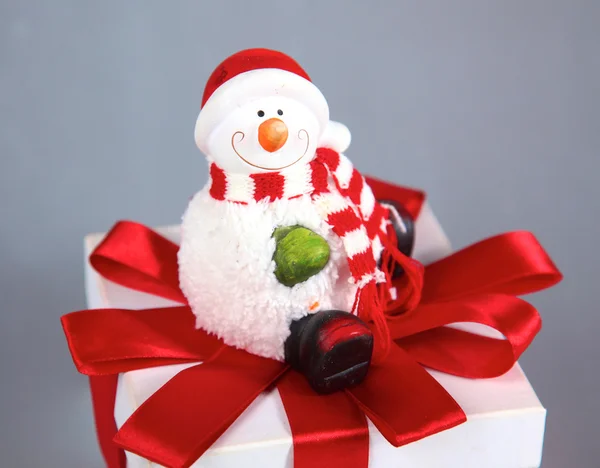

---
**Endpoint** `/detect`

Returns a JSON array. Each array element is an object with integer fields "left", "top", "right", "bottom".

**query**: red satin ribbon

[
  {"left": 90, "top": 220, "right": 186, "bottom": 304},
  {"left": 61, "top": 178, "right": 562, "bottom": 468},
  {"left": 278, "top": 372, "right": 370, "bottom": 468},
  {"left": 89, "top": 375, "right": 126, "bottom": 468},
  {"left": 115, "top": 347, "right": 287, "bottom": 468}
]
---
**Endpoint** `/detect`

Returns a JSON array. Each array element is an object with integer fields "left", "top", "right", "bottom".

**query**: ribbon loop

[
  {"left": 90, "top": 220, "right": 187, "bottom": 304},
  {"left": 365, "top": 176, "right": 425, "bottom": 220},
  {"left": 61, "top": 306, "right": 222, "bottom": 375},
  {"left": 391, "top": 294, "right": 541, "bottom": 378},
  {"left": 421, "top": 231, "right": 562, "bottom": 304}
]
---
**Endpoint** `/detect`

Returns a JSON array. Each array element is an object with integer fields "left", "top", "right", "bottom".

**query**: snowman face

[{"left": 205, "top": 96, "right": 321, "bottom": 174}]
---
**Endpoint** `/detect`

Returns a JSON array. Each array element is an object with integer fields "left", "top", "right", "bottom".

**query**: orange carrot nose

[{"left": 258, "top": 118, "right": 288, "bottom": 152}]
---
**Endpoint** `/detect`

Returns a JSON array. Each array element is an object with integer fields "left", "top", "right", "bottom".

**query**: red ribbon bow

[{"left": 61, "top": 177, "right": 562, "bottom": 468}]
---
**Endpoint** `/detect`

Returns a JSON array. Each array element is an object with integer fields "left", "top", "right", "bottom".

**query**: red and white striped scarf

[{"left": 208, "top": 147, "right": 423, "bottom": 360}]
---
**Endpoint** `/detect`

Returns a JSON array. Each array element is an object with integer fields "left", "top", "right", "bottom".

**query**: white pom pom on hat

[{"left": 319, "top": 120, "right": 352, "bottom": 154}]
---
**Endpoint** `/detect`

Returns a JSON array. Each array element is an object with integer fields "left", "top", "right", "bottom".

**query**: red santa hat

[{"left": 195, "top": 48, "right": 334, "bottom": 153}]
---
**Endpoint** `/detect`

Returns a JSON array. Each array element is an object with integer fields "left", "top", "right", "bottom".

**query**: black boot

[
  {"left": 378, "top": 199, "right": 416, "bottom": 278},
  {"left": 284, "top": 310, "right": 373, "bottom": 394}
]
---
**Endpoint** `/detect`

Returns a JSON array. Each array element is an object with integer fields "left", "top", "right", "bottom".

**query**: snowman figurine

[{"left": 179, "top": 48, "right": 421, "bottom": 393}]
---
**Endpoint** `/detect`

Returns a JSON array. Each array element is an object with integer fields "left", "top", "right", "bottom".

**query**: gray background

[{"left": 1, "top": 1, "right": 598, "bottom": 466}]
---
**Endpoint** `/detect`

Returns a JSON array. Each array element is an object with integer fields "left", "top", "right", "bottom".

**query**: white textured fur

[{"left": 178, "top": 187, "right": 360, "bottom": 361}]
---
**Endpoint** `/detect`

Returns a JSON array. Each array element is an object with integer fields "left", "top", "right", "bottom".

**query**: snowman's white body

[
  {"left": 183, "top": 51, "right": 362, "bottom": 361},
  {"left": 178, "top": 186, "right": 358, "bottom": 361}
]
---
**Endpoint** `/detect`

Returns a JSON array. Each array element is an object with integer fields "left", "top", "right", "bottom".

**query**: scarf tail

[{"left": 356, "top": 213, "right": 424, "bottom": 364}]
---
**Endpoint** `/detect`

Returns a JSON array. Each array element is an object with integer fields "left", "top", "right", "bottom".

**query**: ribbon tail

[
  {"left": 89, "top": 375, "right": 127, "bottom": 468},
  {"left": 278, "top": 371, "right": 369, "bottom": 468},
  {"left": 114, "top": 347, "right": 287, "bottom": 468},
  {"left": 347, "top": 344, "right": 466, "bottom": 447}
]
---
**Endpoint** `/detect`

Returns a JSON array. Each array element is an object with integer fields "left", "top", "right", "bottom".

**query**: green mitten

[{"left": 272, "top": 225, "right": 330, "bottom": 287}]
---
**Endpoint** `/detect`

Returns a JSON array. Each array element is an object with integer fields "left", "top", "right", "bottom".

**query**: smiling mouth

[{"left": 231, "top": 130, "right": 310, "bottom": 171}]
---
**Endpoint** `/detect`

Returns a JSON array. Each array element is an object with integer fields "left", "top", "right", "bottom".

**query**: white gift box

[{"left": 84, "top": 203, "right": 546, "bottom": 468}]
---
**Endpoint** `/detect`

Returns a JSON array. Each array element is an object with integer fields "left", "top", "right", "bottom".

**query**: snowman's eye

[
  {"left": 277, "top": 109, "right": 283, "bottom": 116},
  {"left": 257, "top": 110, "right": 265, "bottom": 117}
]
